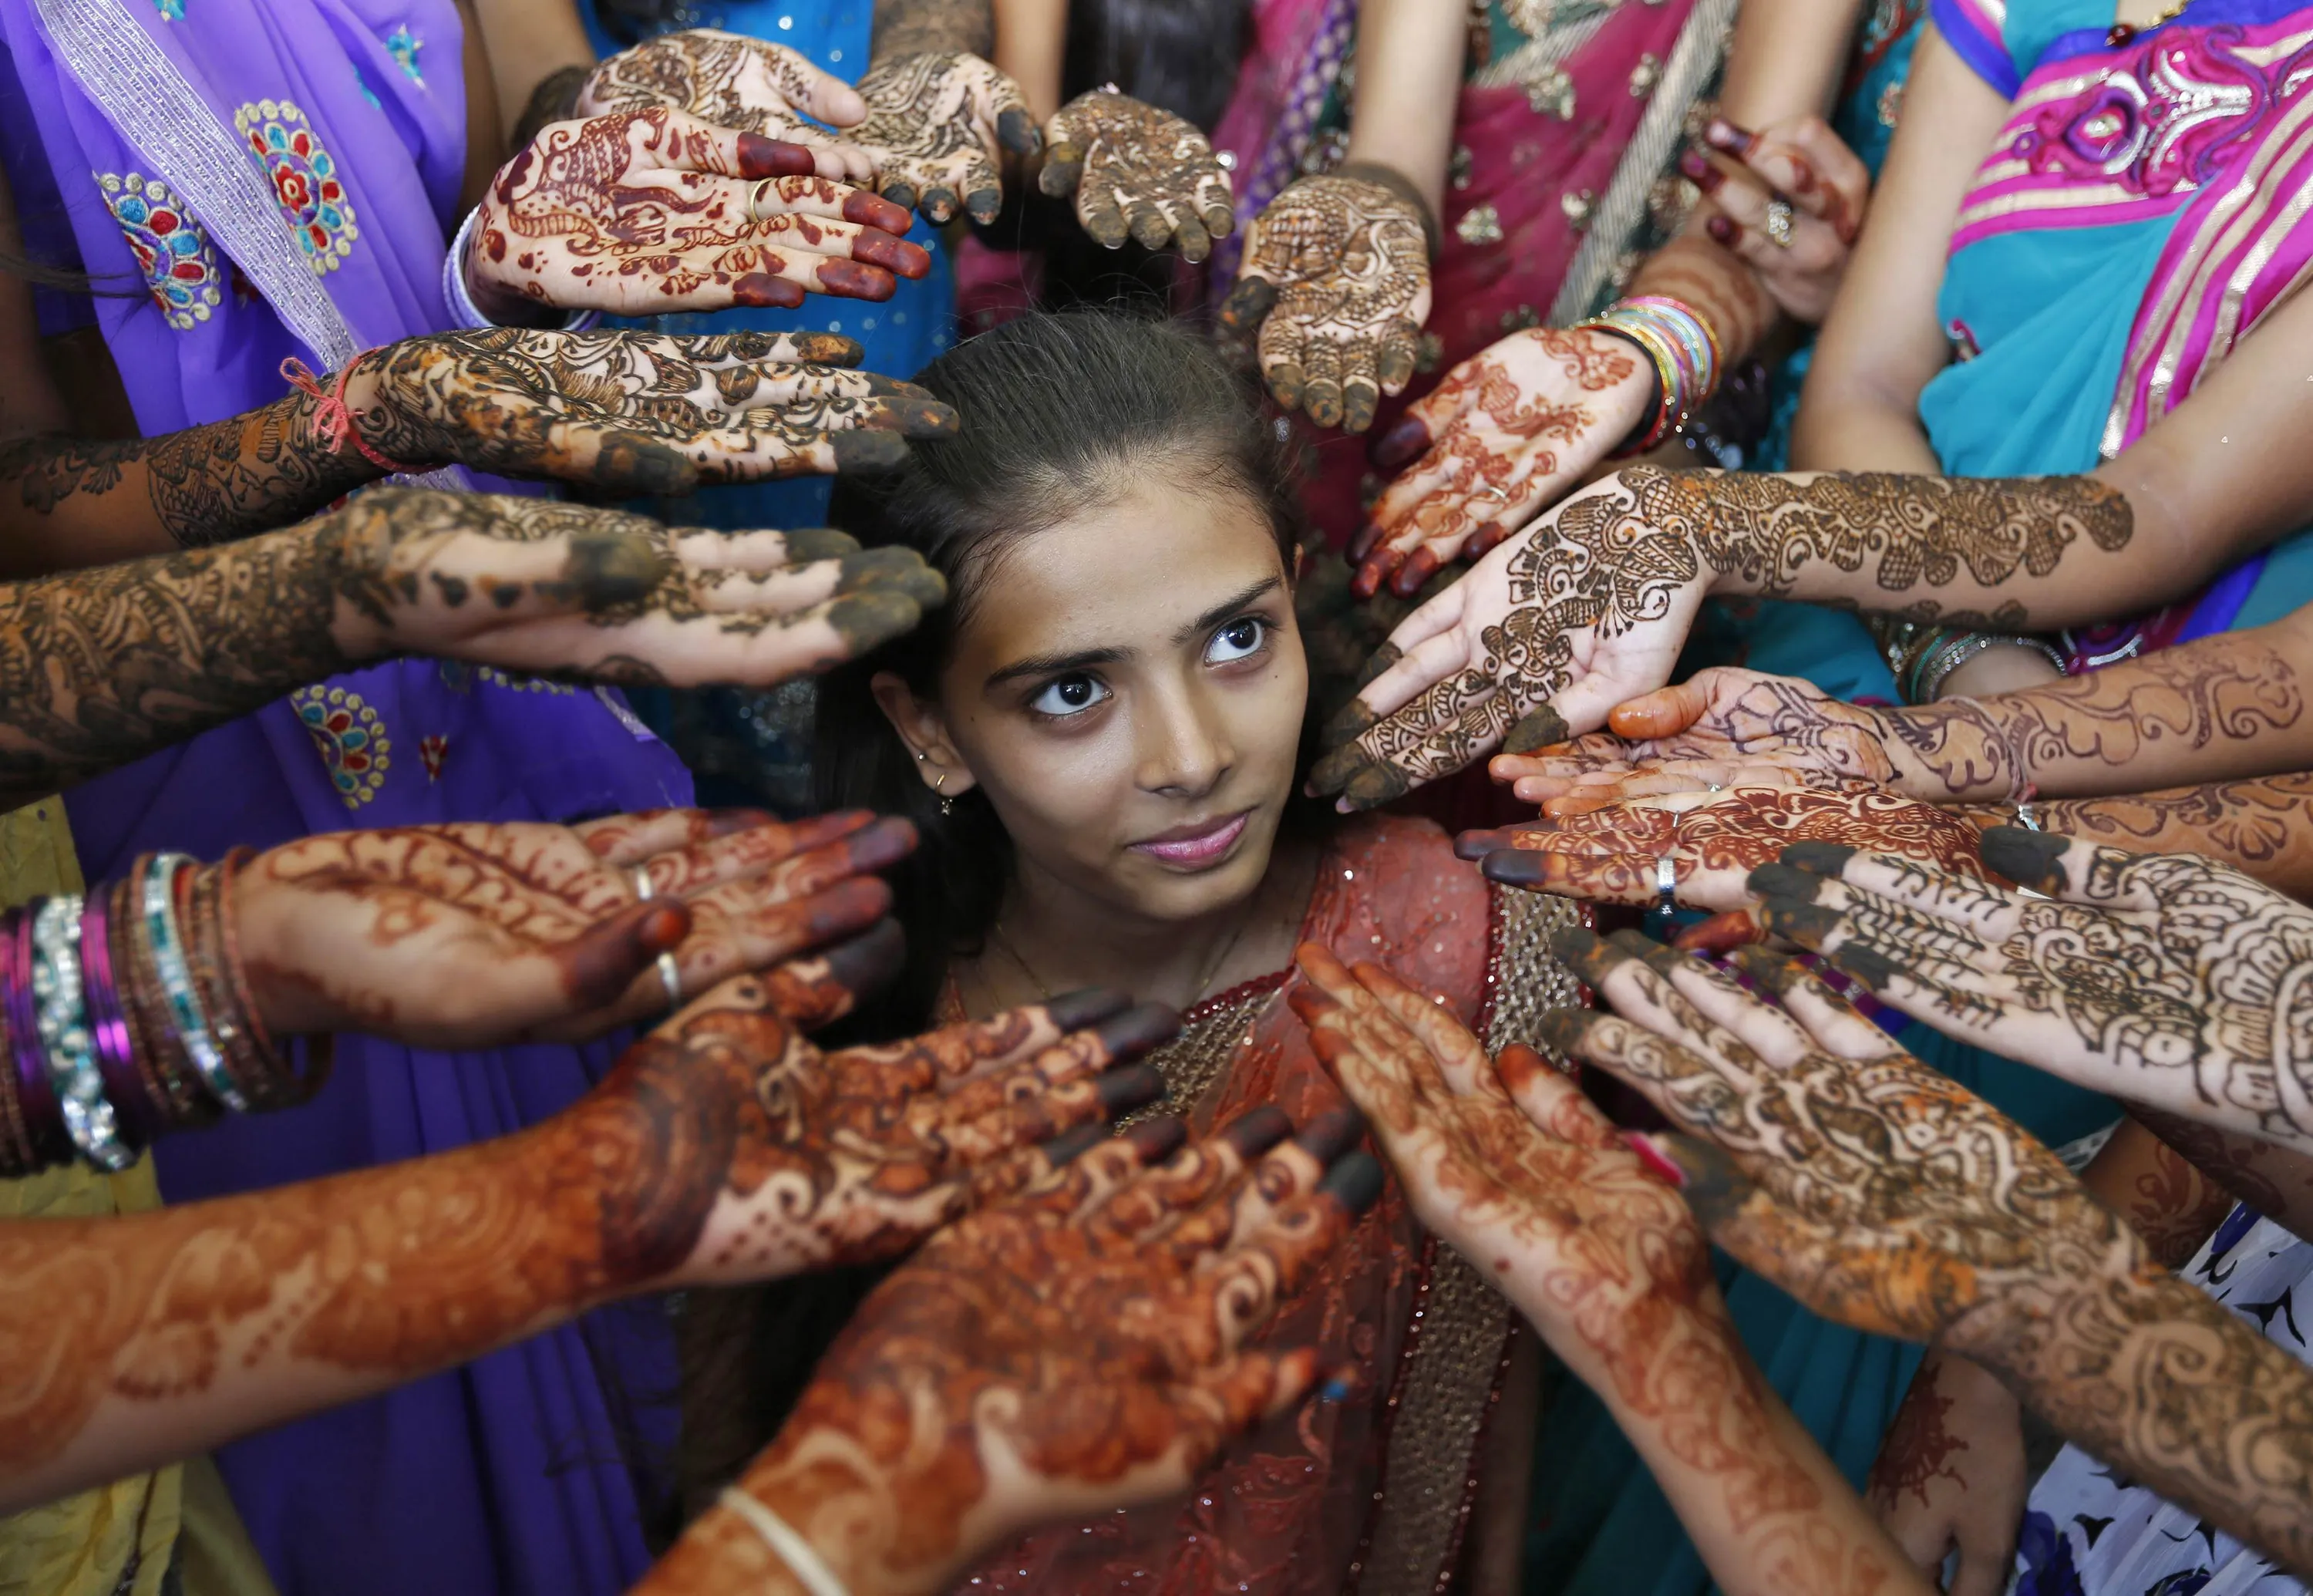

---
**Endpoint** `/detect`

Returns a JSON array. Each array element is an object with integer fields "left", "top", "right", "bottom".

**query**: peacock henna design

[
  {"left": 1355, "top": 327, "right": 1630, "bottom": 599},
  {"left": 1039, "top": 91, "right": 1235, "bottom": 261},
  {"left": 234, "top": 809, "right": 914, "bottom": 1046},
  {"left": 1748, "top": 835, "right": 2313, "bottom": 1150},
  {"left": 1318, "top": 469, "right": 2135, "bottom": 807},
  {"left": 1466, "top": 786, "right": 1988, "bottom": 913},
  {"left": 1540, "top": 932, "right": 2313, "bottom": 1576},
  {"left": 0, "top": 978, "right": 1178, "bottom": 1511},
  {"left": 850, "top": 52, "right": 1038, "bottom": 224},
  {"left": 350, "top": 328, "right": 957, "bottom": 493},
  {"left": 469, "top": 107, "right": 929, "bottom": 318},
  {"left": 1864, "top": 1362, "right": 1968, "bottom": 1514},
  {"left": 2016, "top": 773, "right": 2313, "bottom": 895},
  {"left": 637, "top": 1114, "right": 1376, "bottom": 1596},
  {"left": 1219, "top": 166, "right": 1433, "bottom": 433}
]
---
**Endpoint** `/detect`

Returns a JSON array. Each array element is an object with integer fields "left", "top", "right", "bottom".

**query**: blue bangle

[{"left": 142, "top": 853, "right": 247, "bottom": 1114}]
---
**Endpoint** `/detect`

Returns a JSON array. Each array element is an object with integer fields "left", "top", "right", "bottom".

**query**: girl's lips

[{"left": 1130, "top": 811, "right": 1252, "bottom": 869}]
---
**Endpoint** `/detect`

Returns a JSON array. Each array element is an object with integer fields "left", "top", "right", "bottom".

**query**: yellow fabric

[{"left": 0, "top": 802, "right": 271, "bottom": 1596}]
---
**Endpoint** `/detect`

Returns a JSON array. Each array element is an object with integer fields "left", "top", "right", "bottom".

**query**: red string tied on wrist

[{"left": 280, "top": 354, "right": 419, "bottom": 476}]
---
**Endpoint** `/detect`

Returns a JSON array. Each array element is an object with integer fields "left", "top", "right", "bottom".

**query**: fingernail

[
  {"left": 920, "top": 186, "right": 958, "bottom": 221},
  {"left": 840, "top": 814, "right": 920, "bottom": 874},
  {"left": 1220, "top": 1104, "right": 1295, "bottom": 1157},
  {"left": 852, "top": 231, "right": 931, "bottom": 277},
  {"left": 733, "top": 271, "right": 807, "bottom": 311},
  {"left": 1126, "top": 1113, "right": 1190, "bottom": 1162},
  {"left": 737, "top": 133, "right": 816, "bottom": 178},
  {"left": 1534, "top": 1007, "right": 1596, "bottom": 1054},
  {"left": 820, "top": 918, "right": 907, "bottom": 992},
  {"left": 638, "top": 902, "right": 690, "bottom": 952},
  {"left": 1318, "top": 1151, "right": 1386, "bottom": 1214},
  {"left": 1391, "top": 546, "right": 1442, "bottom": 597},
  {"left": 840, "top": 190, "right": 913, "bottom": 233},
  {"left": 565, "top": 531, "right": 668, "bottom": 610},
  {"left": 816, "top": 259, "right": 897, "bottom": 301},
  {"left": 1672, "top": 910, "right": 1765, "bottom": 955},
  {"left": 1745, "top": 862, "right": 1828, "bottom": 902},
  {"left": 1307, "top": 744, "right": 1367, "bottom": 794},
  {"left": 1480, "top": 849, "right": 1551, "bottom": 887},
  {"left": 1503, "top": 705, "right": 1572, "bottom": 756},
  {"left": 1046, "top": 986, "right": 1132, "bottom": 1032},
  {"left": 879, "top": 180, "right": 918, "bottom": 212},
  {"left": 1293, "top": 1105, "right": 1367, "bottom": 1163},
  {"left": 1704, "top": 118, "right": 1753, "bottom": 153},
  {"left": 1343, "top": 764, "right": 1411, "bottom": 811},
  {"left": 705, "top": 807, "right": 779, "bottom": 837},
  {"left": 1678, "top": 149, "right": 1722, "bottom": 193},
  {"left": 827, "top": 429, "right": 913, "bottom": 472},
  {"left": 1319, "top": 697, "right": 1381, "bottom": 751},
  {"left": 1978, "top": 827, "right": 2068, "bottom": 891},
  {"left": 1825, "top": 941, "right": 1900, "bottom": 992},
  {"left": 1544, "top": 923, "right": 1608, "bottom": 967},
  {"left": 1727, "top": 944, "right": 1806, "bottom": 995},
  {"left": 1352, "top": 642, "right": 1403, "bottom": 692},
  {"left": 1040, "top": 1123, "right": 1108, "bottom": 1166},
  {"left": 1096, "top": 1063, "right": 1168, "bottom": 1113},
  {"left": 823, "top": 590, "right": 925, "bottom": 652},
  {"left": 996, "top": 106, "right": 1042, "bottom": 154},
  {"left": 1624, "top": 1131, "right": 1688, "bottom": 1187},
  {"left": 783, "top": 527, "right": 860, "bottom": 562},
  {"left": 1454, "top": 827, "right": 1517, "bottom": 862},
  {"left": 794, "top": 333, "right": 864, "bottom": 366},
  {"left": 1705, "top": 214, "right": 1737, "bottom": 247},
  {"left": 1093, "top": 1002, "right": 1183, "bottom": 1059},
  {"left": 1778, "top": 840, "right": 1859, "bottom": 875},
  {"left": 887, "top": 398, "right": 960, "bottom": 436},
  {"left": 1756, "top": 898, "right": 1840, "bottom": 946},
  {"left": 1371, "top": 416, "right": 1430, "bottom": 470}
]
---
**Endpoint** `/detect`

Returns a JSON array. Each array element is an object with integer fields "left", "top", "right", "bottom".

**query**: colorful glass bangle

[
  {"left": 7, "top": 901, "right": 67, "bottom": 1164},
  {"left": 33, "top": 894, "right": 133, "bottom": 1172},
  {"left": 143, "top": 852, "right": 247, "bottom": 1114},
  {"left": 0, "top": 917, "right": 33, "bottom": 1174},
  {"left": 80, "top": 891, "right": 151, "bottom": 1150},
  {"left": 1577, "top": 317, "right": 1679, "bottom": 453}
]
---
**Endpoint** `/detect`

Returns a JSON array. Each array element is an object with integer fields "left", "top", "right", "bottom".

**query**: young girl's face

[{"left": 910, "top": 474, "right": 1306, "bottom": 926}]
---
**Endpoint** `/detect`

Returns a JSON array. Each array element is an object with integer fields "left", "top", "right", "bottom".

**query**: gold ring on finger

[
  {"left": 748, "top": 176, "right": 781, "bottom": 224},
  {"left": 1764, "top": 196, "right": 1796, "bottom": 249}
]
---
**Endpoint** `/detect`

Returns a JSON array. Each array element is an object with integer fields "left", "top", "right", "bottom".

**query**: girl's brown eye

[
  {"left": 1207, "top": 618, "right": 1266, "bottom": 665},
  {"left": 1029, "top": 673, "right": 1109, "bottom": 718}
]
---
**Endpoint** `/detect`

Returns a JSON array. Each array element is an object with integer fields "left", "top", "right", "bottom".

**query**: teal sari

[{"left": 1533, "top": 1, "right": 2313, "bottom": 1588}]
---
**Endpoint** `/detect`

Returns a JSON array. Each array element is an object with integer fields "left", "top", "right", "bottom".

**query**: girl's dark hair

[
  {"left": 1066, "top": 0, "right": 1252, "bottom": 133},
  {"left": 813, "top": 307, "right": 1305, "bottom": 1043}
]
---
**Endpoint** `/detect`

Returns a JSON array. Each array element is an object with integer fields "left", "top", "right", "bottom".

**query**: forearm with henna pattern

[
  {"left": 1958, "top": 773, "right": 2313, "bottom": 898},
  {"left": 1879, "top": 625, "right": 2313, "bottom": 803},
  {"left": 1962, "top": 1265, "right": 2313, "bottom": 1575},
  {"left": 2126, "top": 1106, "right": 2313, "bottom": 1243},
  {"left": 870, "top": 0, "right": 992, "bottom": 63},
  {"left": 0, "top": 391, "right": 374, "bottom": 575}
]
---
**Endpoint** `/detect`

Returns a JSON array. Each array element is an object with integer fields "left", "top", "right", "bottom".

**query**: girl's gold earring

[{"left": 934, "top": 771, "right": 955, "bottom": 817}]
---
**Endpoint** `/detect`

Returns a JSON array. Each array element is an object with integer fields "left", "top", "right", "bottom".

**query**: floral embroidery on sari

[
  {"left": 96, "top": 171, "right": 220, "bottom": 328},
  {"left": 291, "top": 685, "right": 391, "bottom": 806},
  {"left": 234, "top": 98, "right": 358, "bottom": 273},
  {"left": 385, "top": 25, "right": 424, "bottom": 85}
]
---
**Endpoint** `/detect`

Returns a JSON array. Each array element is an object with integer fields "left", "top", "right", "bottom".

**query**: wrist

[
  {"left": 727, "top": 1453, "right": 917, "bottom": 1596},
  {"left": 1329, "top": 160, "right": 1439, "bottom": 256}
]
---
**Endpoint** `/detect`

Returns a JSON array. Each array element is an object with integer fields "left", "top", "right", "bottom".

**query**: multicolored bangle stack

[
  {"left": 1887, "top": 624, "right": 2072, "bottom": 705},
  {"left": 1574, "top": 295, "right": 1722, "bottom": 456},
  {"left": 0, "top": 851, "right": 323, "bottom": 1178}
]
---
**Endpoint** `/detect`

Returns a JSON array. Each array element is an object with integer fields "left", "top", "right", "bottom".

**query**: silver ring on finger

[
  {"left": 657, "top": 951, "right": 684, "bottom": 1008},
  {"left": 1474, "top": 483, "right": 1510, "bottom": 501},
  {"left": 1655, "top": 854, "right": 1678, "bottom": 914},
  {"left": 1763, "top": 196, "right": 1796, "bottom": 249},
  {"left": 632, "top": 867, "right": 656, "bottom": 902}
]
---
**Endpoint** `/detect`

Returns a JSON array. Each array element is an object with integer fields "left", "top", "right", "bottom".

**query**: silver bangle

[
  {"left": 440, "top": 207, "right": 601, "bottom": 334},
  {"left": 716, "top": 1488, "right": 848, "bottom": 1596},
  {"left": 32, "top": 894, "right": 131, "bottom": 1172},
  {"left": 143, "top": 852, "right": 247, "bottom": 1114}
]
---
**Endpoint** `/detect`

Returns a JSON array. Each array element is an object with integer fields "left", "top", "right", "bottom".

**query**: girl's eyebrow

[
  {"left": 984, "top": 644, "right": 1130, "bottom": 689},
  {"left": 1173, "top": 577, "right": 1281, "bottom": 645}
]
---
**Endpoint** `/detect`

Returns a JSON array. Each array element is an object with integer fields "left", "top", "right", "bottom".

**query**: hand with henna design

[
  {"left": 0, "top": 969, "right": 1182, "bottom": 1513},
  {"left": 638, "top": 1108, "right": 1381, "bottom": 1596},
  {"left": 1037, "top": 91, "right": 1235, "bottom": 263},
  {"left": 1289, "top": 944, "right": 1926, "bottom": 1596},
  {"left": 1353, "top": 328, "right": 1651, "bottom": 598},
  {"left": 1312, "top": 469, "right": 2135, "bottom": 809},
  {"left": 340, "top": 328, "right": 956, "bottom": 497},
  {"left": 236, "top": 809, "right": 917, "bottom": 1046},
  {"left": 0, "top": 488, "right": 943, "bottom": 809},
  {"left": 577, "top": 30, "right": 878, "bottom": 182},
  {"left": 1459, "top": 786, "right": 1988, "bottom": 914},
  {"left": 466, "top": 107, "right": 931, "bottom": 321},
  {"left": 1540, "top": 928, "right": 2313, "bottom": 1577},
  {"left": 1743, "top": 830, "right": 2313, "bottom": 1151},
  {"left": 850, "top": 52, "right": 1041, "bottom": 224},
  {"left": 1218, "top": 167, "right": 1434, "bottom": 433},
  {"left": 1866, "top": 1352, "right": 2028, "bottom": 1596},
  {"left": 1686, "top": 116, "right": 1870, "bottom": 325}
]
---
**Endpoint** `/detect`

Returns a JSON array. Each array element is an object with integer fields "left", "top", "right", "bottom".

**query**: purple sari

[{"left": 0, "top": 4, "right": 691, "bottom": 1591}]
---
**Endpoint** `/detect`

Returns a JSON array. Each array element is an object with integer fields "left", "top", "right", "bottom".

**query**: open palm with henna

[
  {"left": 578, "top": 30, "right": 877, "bottom": 181},
  {"left": 234, "top": 808, "right": 917, "bottom": 1045},
  {"left": 1353, "top": 327, "right": 1653, "bottom": 598},
  {"left": 851, "top": 52, "right": 1040, "bottom": 224},
  {"left": 345, "top": 328, "right": 956, "bottom": 497},
  {"left": 1745, "top": 830, "right": 2313, "bottom": 1151},
  {"left": 1039, "top": 91, "right": 1235, "bottom": 262},
  {"left": 1542, "top": 928, "right": 2313, "bottom": 1577},
  {"left": 321, "top": 488, "right": 947, "bottom": 690},
  {"left": 1461, "top": 786, "right": 1989, "bottom": 914},
  {"left": 639, "top": 1106, "right": 1379, "bottom": 1596},
  {"left": 1218, "top": 169, "right": 1433, "bottom": 433},
  {"left": 466, "top": 107, "right": 930, "bottom": 319}
]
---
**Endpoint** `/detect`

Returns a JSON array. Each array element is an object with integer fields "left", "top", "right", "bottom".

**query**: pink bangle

[
  {"left": 79, "top": 891, "right": 150, "bottom": 1149},
  {"left": 5, "top": 904, "right": 65, "bottom": 1166}
]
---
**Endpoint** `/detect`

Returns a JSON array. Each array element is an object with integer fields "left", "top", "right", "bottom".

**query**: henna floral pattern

[
  {"left": 469, "top": 108, "right": 929, "bottom": 318},
  {"left": 1748, "top": 830, "right": 2313, "bottom": 1149},
  {"left": 1463, "top": 786, "right": 1987, "bottom": 913},
  {"left": 1039, "top": 91, "right": 1235, "bottom": 262},
  {"left": 1357, "top": 327, "right": 1645, "bottom": 598},
  {"left": 1219, "top": 167, "right": 1433, "bottom": 433},
  {"left": 1541, "top": 930, "right": 2313, "bottom": 1577},
  {"left": 579, "top": 30, "right": 874, "bottom": 180},
  {"left": 638, "top": 1113, "right": 1378, "bottom": 1596},
  {"left": 1316, "top": 470, "right": 2134, "bottom": 808},
  {"left": 0, "top": 979, "right": 1178, "bottom": 1511},
  {"left": 850, "top": 52, "right": 1039, "bottom": 224}
]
